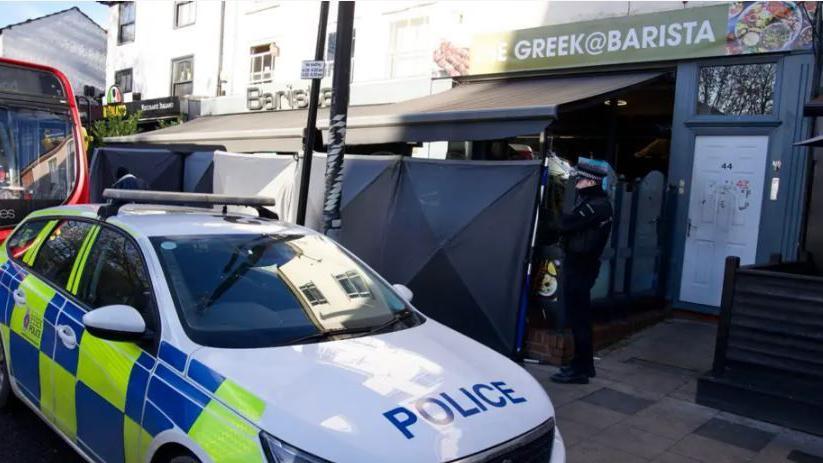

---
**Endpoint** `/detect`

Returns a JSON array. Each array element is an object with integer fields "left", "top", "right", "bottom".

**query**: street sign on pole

[{"left": 300, "top": 60, "right": 326, "bottom": 80}]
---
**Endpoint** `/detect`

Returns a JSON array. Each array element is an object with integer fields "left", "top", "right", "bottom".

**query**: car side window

[
  {"left": 77, "top": 228, "right": 153, "bottom": 325},
  {"left": 6, "top": 220, "right": 48, "bottom": 260},
  {"left": 32, "top": 220, "right": 93, "bottom": 288}
]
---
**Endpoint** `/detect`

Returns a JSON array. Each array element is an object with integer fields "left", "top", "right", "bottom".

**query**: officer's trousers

[{"left": 564, "top": 257, "right": 600, "bottom": 373}]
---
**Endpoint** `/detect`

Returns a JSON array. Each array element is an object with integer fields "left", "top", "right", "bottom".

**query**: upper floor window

[
  {"left": 174, "top": 1, "right": 196, "bottom": 28},
  {"left": 115, "top": 68, "right": 133, "bottom": 93},
  {"left": 326, "top": 30, "right": 356, "bottom": 81},
  {"left": 388, "top": 17, "right": 429, "bottom": 78},
  {"left": 171, "top": 56, "right": 194, "bottom": 97},
  {"left": 697, "top": 63, "right": 776, "bottom": 116},
  {"left": 249, "top": 43, "right": 278, "bottom": 84},
  {"left": 118, "top": 2, "right": 136, "bottom": 44}
]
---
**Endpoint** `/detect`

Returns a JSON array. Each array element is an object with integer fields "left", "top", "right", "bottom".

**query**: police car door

[
  {"left": 7, "top": 219, "right": 93, "bottom": 436},
  {"left": 69, "top": 226, "right": 157, "bottom": 463}
]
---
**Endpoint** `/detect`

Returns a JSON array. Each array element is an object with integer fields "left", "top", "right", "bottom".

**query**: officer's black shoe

[
  {"left": 550, "top": 370, "right": 589, "bottom": 384},
  {"left": 560, "top": 365, "right": 596, "bottom": 378}
]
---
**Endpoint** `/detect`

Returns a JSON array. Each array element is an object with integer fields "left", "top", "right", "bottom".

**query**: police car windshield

[{"left": 151, "top": 233, "right": 415, "bottom": 348}]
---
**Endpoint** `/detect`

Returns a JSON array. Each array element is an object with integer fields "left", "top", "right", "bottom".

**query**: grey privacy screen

[
  {"left": 89, "top": 147, "right": 185, "bottom": 202},
  {"left": 305, "top": 155, "right": 541, "bottom": 354},
  {"left": 89, "top": 147, "right": 541, "bottom": 354}
]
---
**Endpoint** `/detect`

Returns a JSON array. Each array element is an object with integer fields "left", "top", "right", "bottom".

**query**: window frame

[
  {"left": 249, "top": 43, "right": 278, "bottom": 85},
  {"left": 6, "top": 219, "right": 51, "bottom": 262},
  {"left": 117, "top": 2, "right": 136, "bottom": 45},
  {"left": 173, "top": 0, "right": 196, "bottom": 29},
  {"left": 388, "top": 16, "right": 430, "bottom": 79},
  {"left": 114, "top": 68, "right": 133, "bottom": 93},
  {"left": 689, "top": 56, "right": 783, "bottom": 123},
  {"left": 325, "top": 29, "right": 356, "bottom": 81},
  {"left": 170, "top": 55, "right": 195, "bottom": 97},
  {"left": 30, "top": 219, "right": 95, "bottom": 290},
  {"left": 75, "top": 226, "right": 155, "bottom": 329},
  {"left": 334, "top": 270, "right": 370, "bottom": 299},
  {"left": 6, "top": 216, "right": 162, "bottom": 352}
]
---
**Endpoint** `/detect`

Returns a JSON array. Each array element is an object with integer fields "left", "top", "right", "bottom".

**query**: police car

[{"left": 0, "top": 190, "right": 565, "bottom": 463}]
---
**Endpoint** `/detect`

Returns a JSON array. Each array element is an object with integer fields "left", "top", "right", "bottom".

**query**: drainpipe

[{"left": 216, "top": 0, "right": 226, "bottom": 97}]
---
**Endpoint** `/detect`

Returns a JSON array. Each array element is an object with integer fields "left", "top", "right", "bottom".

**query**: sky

[{"left": 0, "top": 1, "right": 109, "bottom": 30}]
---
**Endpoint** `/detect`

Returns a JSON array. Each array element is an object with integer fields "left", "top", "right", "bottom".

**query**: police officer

[
  {"left": 112, "top": 167, "right": 147, "bottom": 191},
  {"left": 551, "top": 158, "right": 614, "bottom": 384}
]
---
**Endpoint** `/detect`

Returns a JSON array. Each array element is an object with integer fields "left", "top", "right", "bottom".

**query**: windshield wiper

[
  {"left": 282, "top": 310, "right": 414, "bottom": 346},
  {"left": 282, "top": 326, "right": 373, "bottom": 346},
  {"left": 367, "top": 309, "right": 414, "bottom": 335}
]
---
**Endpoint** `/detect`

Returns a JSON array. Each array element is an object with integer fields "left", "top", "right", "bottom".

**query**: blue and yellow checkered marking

[
  {"left": 0, "top": 233, "right": 269, "bottom": 463},
  {"left": 158, "top": 341, "right": 188, "bottom": 372}
]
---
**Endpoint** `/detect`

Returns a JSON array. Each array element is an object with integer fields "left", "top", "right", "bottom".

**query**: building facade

[
  {"left": 106, "top": 1, "right": 820, "bottom": 316},
  {"left": 105, "top": 1, "right": 724, "bottom": 115},
  {"left": 0, "top": 7, "right": 106, "bottom": 95}
]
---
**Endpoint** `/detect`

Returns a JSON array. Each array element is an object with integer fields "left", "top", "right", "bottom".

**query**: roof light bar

[{"left": 98, "top": 189, "right": 278, "bottom": 220}]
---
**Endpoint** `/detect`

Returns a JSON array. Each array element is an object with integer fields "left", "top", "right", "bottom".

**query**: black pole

[
  {"left": 323, "top": 1, "right": 354, "bottom": 237},
  {"left": 295, "top": 0, "right": 329, "bottom": 226}
]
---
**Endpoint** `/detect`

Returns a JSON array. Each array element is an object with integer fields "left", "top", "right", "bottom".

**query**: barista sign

[
  {"left": 467, "top": 2, "right": 814, "bottom": 75},
  {"left": 247, "top": 84, "right": 332, "bottom": 111}
]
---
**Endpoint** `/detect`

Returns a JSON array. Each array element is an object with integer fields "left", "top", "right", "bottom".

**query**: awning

[
  {"left": 106, "top": 71, "right": 663, "bottom": 152},
  {"left": 795, "top": 134, "right": 823, "bottom": 147},
  {"left": 805, "top": 95, "right": 823, "bottom": 117}
]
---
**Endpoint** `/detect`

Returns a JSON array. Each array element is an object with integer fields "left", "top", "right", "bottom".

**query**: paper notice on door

[{"left": 770, "top": 177, "right": 780, "bottom": 201}]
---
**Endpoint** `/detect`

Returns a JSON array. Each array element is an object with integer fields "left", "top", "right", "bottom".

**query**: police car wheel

[{"left": 0, "top": 342, "right": 10, "bottom": 408}]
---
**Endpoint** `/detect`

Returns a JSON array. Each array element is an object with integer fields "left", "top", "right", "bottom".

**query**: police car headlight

[{"left": 260, "top": 431, "right": 330, "bottom": 463}]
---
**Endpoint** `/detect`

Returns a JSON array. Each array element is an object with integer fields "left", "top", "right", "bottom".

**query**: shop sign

[
  {"left": 466, "top": 2, "right": 815, "bottom": 76},
  {"left": 102, "top": 96, "right": 180, "bottom": 120},
  {"left": 247, "top": 85, "right": 333, "bottom": 111}
]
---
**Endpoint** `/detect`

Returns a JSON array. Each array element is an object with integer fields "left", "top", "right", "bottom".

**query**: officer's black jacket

[{"left": 554, "top": 185, "right": 614, "bottom": 262}]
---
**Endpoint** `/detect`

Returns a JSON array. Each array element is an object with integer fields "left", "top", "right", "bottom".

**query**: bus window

[{"left": 0, "top": 58, "right": 86, "bottom": 236}]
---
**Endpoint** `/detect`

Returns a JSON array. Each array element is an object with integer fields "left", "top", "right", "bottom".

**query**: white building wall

[
  {"left": 1, "top": 8, "right": 106, "bottom": 94},
  {"left": 105, "top": 1, "right": 223, "bottom": 101},
  {"left": 107, "top": 0, "right": 723, "bottom": 107}
]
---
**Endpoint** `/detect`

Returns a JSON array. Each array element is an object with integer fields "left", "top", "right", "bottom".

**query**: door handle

[
  {"left": 56, "top": 325, "right": 77, "bottom": 350},
  {"left": 12, "top": 289, "right": 26, "bottom": 307}
]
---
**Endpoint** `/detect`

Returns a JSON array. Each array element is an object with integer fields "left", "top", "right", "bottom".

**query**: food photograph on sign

[{"left": 726, "top": 1, "right": 816, "bottom": 54}]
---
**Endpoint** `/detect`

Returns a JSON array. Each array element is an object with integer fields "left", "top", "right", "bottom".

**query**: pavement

[
  {"left": 1, "top": 318, "right": 822, "bottom": 462},
  {"left": 524, "top": 318, "right": 823, "bottom": 463}
]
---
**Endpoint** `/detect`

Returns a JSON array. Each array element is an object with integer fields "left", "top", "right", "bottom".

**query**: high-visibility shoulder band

[
  {"left": 23, "top": 220, "right": 58, "bottom": 266},
  {"left": 68, "top": 225, "right": 100, "bottom": 295}
]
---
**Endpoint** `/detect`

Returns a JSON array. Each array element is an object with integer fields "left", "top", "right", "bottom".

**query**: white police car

[{"left": 0, "top": 190, "right": 564, "bottom": 463}]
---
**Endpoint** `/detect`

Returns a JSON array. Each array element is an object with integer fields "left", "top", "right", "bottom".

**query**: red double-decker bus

[{"left": 0, "top": 57, "right": 89, "bottom": 240}]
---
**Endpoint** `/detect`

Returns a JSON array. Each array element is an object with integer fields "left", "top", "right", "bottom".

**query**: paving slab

[
  {"left": 651, "top": 452, "right": 703, "bottom": 463},
  {"left": 619, "top": 368, "right": 691, "bottom": 399},
  {"left": 623, "top": 396, "right": 718, "bottom": 440},
  {"left": 556, "top": 400, "right": 628, "bottom": 431},
  {"left": 555, "top": 418, "right": 602, "bottom": 448},
  {"left": 670, "top": 433, "right": 757, "bottom": 463},
  {"left": 567, "top": 440, "right": 648, "bottom": 463},
  {"left": 592, "top": 424, "right": 677, "bottom": 459},
  {"left": 528, "top": 319, "right": 823, "bottom": 463},
  {"left": 580, "top": 387, "right": 655, "bottom": 415},
  {"left": 694, "top": 418, "right": 777, "bottom": 452}
]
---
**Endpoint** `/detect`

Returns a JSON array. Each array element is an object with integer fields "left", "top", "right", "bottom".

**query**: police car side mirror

[
  {"left": 83, "top": 304, "right": 147, "bottom": 342},
  {"left": 392, "top": 284, "right": 414, "bottom": 302}
]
